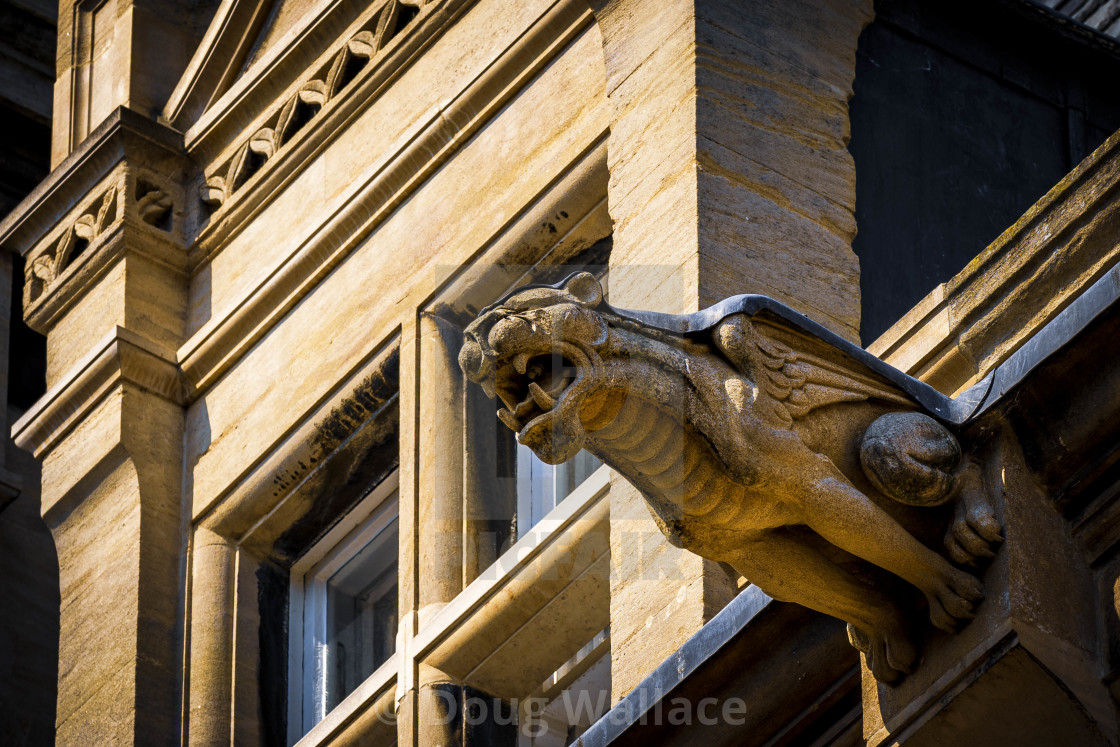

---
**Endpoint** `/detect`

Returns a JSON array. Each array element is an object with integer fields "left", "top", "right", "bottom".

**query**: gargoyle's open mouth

[{"left": 494, "top": 352, "right": 579, "bottom": 437}]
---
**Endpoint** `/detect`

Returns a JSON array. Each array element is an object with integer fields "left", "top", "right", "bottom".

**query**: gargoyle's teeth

[
  {"left": 497, "top": 408, "right": 520, "bottom": 431},
  {"left": 514, "top": 353, "right": 531, "bottom": 375},
  {"left": 529, "top": 382, "right": 556, "bottom": 410}
]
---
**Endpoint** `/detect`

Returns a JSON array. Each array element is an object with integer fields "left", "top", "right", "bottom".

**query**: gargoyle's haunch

[{"left": 458, "top": 273, "right": 1004, "bottom": 683}]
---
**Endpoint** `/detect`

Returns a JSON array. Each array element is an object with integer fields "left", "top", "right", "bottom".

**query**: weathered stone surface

[
  {"left": 863, "top": 427, "right": 1115, "bottom": 745},
  {"left": 459, "top": 274, "right": 1006, "bottom": 683}
]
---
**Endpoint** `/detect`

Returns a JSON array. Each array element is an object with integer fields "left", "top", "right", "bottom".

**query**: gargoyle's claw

[
  {"left": 953, "top": 519, "right": 997, "bottom": 559},
  {"left": 849, "top": 623, "right": 916, "bottom": 684},
  {"left": 928, "top": 597, "right": 962, "bottom": 633},
  {"left": 945, "top": 459, "right": 1004, "bottom": 565},
  {"left": 925, "top": 569, "right": 983, "bottom": 632},
  {"left": 945, "top": 536, "right": 975, "bottom": 567},
  {"left": 497, "top": 408, "right": 519, "bottom": 432},
  {"left": 528, "top": 382, "right": 556, "bottom": 410},
  {"left": 967, "top": 504, "right": 1004, "bottom": 544}
]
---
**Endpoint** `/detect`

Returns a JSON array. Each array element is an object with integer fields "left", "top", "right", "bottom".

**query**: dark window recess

[
  {"left": 257, "top": 561, "right": 289, "bottom": 747},
  {"left": 9, "top": 253, "right": 47, "bottom": 411},
  {"left": 849, "top": 0, "right": 1120, "bottom": 345}
]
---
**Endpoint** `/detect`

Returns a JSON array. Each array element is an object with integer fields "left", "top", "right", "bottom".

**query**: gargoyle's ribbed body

[{"left": 585, "top": 390, "right": 781, "bottom": 555}]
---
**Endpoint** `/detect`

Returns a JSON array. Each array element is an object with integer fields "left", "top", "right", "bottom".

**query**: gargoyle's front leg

[
  {"left": 790, "top": 463, "right": 984, "bottom": 633},
  {"left": 727, "top": 529, "right": 916, "bottom": 683}
]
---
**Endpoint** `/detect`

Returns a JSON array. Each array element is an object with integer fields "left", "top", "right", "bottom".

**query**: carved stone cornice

[
  {"left": 11, "top": 326, "right": 185, "bottom": 460},
  {"left": 193, "top": 0, "right": 441, "bottom": 215},
  {"left": 0, "top": 109, "right": 188, "bottom": 334},
  {"left": 162, "top": 0, "right": 279, "bottom": 131},
  {"left": 0, "top": 109, "right": 182, "bottom": 256},
  {"left": 187, "top": 0, "right": 466, "bottom": 258}
]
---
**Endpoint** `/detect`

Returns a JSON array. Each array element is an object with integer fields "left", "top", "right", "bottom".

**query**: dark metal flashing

[{"left": 973, "top": 261, "right": 1120, "bottom": 417}]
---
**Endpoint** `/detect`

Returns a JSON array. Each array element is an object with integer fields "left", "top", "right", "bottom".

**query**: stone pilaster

[
  {"left": 51, "top": 0, "right": 207, "bottom": 166},
  {"left": 4, "top": 111, "right": 189, "bottom": 745},
  {"left": 418, "top": 312, "right": 466, "bottom": 619},
  {"left": 590, "top": 0, "right": 873, "bottom": 698}
]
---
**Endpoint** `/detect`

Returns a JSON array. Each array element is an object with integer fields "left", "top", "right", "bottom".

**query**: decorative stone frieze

[
  {"left": 198, "top": 0, "right": 433, "bottom": 215},
  {"left": 27, "top": 183, "right": 119, "bottom": 303},
  {"left": 460, "top": 273, "right": 1005, "bottom": 683}
]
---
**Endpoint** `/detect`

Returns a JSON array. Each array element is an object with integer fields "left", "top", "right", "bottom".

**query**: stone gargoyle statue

[{"left": 457, "top": 272, "right": 1004, "bottom": 683}]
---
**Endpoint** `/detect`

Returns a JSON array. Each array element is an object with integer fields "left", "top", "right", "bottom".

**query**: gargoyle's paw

[
  {"left": 848, "top": 624, "right": 915, "bottom": 682},
  {"left": 927, "top": 596, "right": 960, "bottom": 634},
  {"left": 949, "top": 462, "right": 1004, "bottom": 565},
  {"left": 925, "top": 570, "right": 983, "bottom": 632},
  {"left": 965, "top": 502, "right": 1004, "bottom": 544},
  {"left": 883, "top": 629, "right": 917, "bottom": 675},
  {"left": 866, "top": 636, "right": 905, "bottom": 684},
  {"left": 946, "top": 517, "right": 997, "bottom": 565}
]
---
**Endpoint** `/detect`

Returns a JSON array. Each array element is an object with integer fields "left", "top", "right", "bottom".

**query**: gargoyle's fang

[
  {"left": 497, "top": 408, "right": 520, "bottom": 431},
  {"left": 529, "top": 382, "right": 556, "bottom": 410},
  {"left": 514, "top": 353, "right": 531, "bottom": 374}
]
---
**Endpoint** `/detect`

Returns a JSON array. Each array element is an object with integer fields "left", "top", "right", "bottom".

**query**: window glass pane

[
  {"left": 515, "top": 442, "right": 601, "bottom": 537},
  {"left": 324, "top": 516, "right": 399, "bottom": 711}
]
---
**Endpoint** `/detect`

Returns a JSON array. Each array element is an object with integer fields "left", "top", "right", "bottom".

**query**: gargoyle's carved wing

[{"left": 712, "top": 313, "right": 915, "bottom": 428}]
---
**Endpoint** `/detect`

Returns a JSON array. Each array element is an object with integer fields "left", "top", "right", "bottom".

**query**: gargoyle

[{"left": 458, "top": 273, "right": 1004, "bottom": 682}]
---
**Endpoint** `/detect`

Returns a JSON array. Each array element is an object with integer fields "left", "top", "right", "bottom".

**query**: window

[
  {"left": 519, "top": 629, "right": 611, "bottom": 746},
  {"left": 515, "top": 443, "right": 601, "bottom": 537},
  {"left": 848, "top": 0, "right": 1120, "bottom": 343},
  {"left": 288, "top": 474, "right": 399, "bottom": 741}
]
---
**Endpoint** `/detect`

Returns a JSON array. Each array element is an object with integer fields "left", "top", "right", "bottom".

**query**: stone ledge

[
  {"left": 11, "top": 326, "right": 184, "bottom": 460},
  {"left": 416, "top": 466, "right": 610, "bottom": 700}
]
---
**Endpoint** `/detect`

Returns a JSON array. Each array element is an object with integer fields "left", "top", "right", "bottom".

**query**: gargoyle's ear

[{"left": 564, "top": 272, "right": 603, "bottom": 306}]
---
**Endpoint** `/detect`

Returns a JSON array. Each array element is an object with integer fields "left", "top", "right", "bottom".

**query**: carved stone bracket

[{"left": 459, "top": 273, "right": 1007, "bottom": 684}]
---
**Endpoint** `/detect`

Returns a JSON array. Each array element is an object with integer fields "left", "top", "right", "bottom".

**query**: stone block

[{"left": 863, "top": 429, "right": 1116, "bottom": 745}]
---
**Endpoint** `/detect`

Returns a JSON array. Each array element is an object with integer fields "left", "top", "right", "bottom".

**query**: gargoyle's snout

[
  {"left": 458, "top": 337, "right": 499, "bottom": 400},
  {"left": 458, "top": 338, "right": 487, "bottom": 381}
]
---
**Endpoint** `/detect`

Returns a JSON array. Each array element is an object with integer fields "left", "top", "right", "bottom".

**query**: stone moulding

[
  {"left": 192, "top": 337, "right": 400, "bottom": 540},
  {"left": 162, "top": 0, "right": 281, "bottom": 130},
  {"left": 177, "top": 0, "right": 597, "bottom": 396},
  {"left": 869, "top": 126, "right": 1120, "bottom": 396},
  {"left": 195, "top": 0, "right": 440, "bottom": 222},
  {"left": 413, "top": 465, "right": 610, "bottom": 698},
  {"left": 11, "top": 326, "right": 184, "bottom": 462}
]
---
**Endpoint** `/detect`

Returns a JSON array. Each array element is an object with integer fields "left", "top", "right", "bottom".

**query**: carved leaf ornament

[
  {"left": 200, "top": 0, "right": 428, "bottom": 212},
  {"left": 26, "top": 186, "right": 118, "bottom": 303}
]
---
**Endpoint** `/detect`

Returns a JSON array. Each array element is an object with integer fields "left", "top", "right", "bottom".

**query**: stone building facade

[{"left": 2, "top": 0, "right": 1120, "bottom": 744}]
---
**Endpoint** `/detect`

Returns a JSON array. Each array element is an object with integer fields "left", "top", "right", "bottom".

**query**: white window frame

[{"left": 287, "top": 472, "right": 399, "bottom": 744}]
